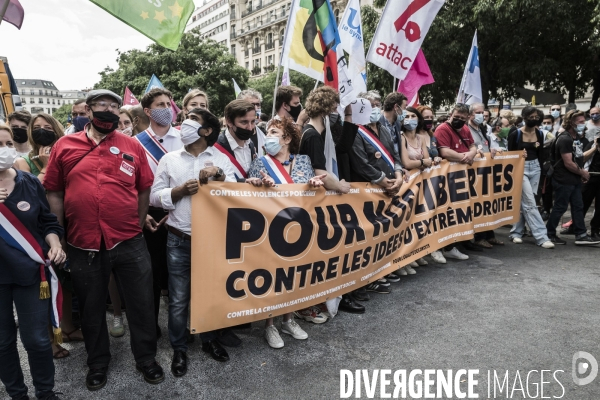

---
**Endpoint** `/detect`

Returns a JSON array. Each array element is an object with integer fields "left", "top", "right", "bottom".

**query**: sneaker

[
  {"left": 511, "top": 237, "right": 523, "bottom": 244},
  {"left": 294, "top": 306, "right": 328, "bottom": 324},
  {"left": 366, "top": 282, "right": 391, "bottom": 294},
  {"left": 443, "top": 247, "right": 469, "bottom": 260},
  {"left": 591, "top": 230, "right": 600, "bottom": 241},
  {"left": 385, "top": 272, "right": 401, "bottom": 283},
  {"left": 281, "top": 319, "right": 308, "bottom": 340},
  {"left": 409, "top": 261, "right": 419, "bottom": 268},
  {"left": 264, "top": 325, "right": 284, "bottom": 348},
  {"left": 549, "top": 235, "right": 566, "bottom": 245},
  {"left": 574, "top": 235, "right": 600, "bottom": 246},
  {"left": 377, "top": 278, "right": 390, "bottom": 286},
  {"left": 540, "top": 241, "right": 555, "bottom": 249},
  {"left": 416, "top": 258, "right": 428, "bottom": 266},
  {"left": 430, "top": 250, "right": 446, "bottom": 264},
  {"left": 405, "top": 265, "right": 417, "bottom": 275},
  {"left": 397, "top": 268, "right": 408, "bottom": 276},
  {"left": 109, "top": 316, "right": 125, "bottom": 338}
]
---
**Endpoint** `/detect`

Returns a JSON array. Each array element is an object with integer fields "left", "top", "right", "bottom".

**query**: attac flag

[
  {"left": 144, "top": 74, "right": 181, "bottom": 122},
  {"left": 366, "top": 0, "right": 444, "bottom": 81},
  {"left": 281, "top": 0, "right": 355, "bottom": 106},
  {"left": 89, "top": 0, "right": 194, "bottom": 51},
  {"left": 338, "top": 0, "right": 367, "bottom": 94},
  {"left": 232, "top": 79, "right": 242, "bottom": 97},
  {"left": 0, "top": 0, "right": 24, "bottom": 29},
  {"left": 397, "top": 48, "right": 434, "bottom": 106},
  {"left": 456, "top": 31, "right": 482, "bottom": 105},
  {"left": 124, "top": 86, "right": 140, "bottom": 106}
]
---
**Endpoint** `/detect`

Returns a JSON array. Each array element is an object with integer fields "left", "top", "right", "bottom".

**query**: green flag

[{"left": 90, "top": 0, "right": 194, "bottom": 51}]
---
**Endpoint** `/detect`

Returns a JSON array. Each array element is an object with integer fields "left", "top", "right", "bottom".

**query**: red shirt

[
  {"left": 434, "top": 122, "right": 474, "bottom": 154},
  {"left": 44, "top": 130, "right": 154, "bottom": 250}
]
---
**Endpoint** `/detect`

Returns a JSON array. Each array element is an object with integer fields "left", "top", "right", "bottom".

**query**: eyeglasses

[{"left": 91, "top": 101, "right": 120, "bottom": 111}]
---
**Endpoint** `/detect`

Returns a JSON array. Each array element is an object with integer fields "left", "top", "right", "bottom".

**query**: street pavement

[{"left": 7, "top": 219, "right": 600, "bottom": 399}]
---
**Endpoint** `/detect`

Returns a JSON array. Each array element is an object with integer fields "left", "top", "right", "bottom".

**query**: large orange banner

[{"left": 190, "top": 153, "right": 524, "bottom": 333}]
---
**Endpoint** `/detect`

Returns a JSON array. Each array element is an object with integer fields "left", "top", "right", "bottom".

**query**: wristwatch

[{"left": 214, "top": 167, "right": 224, "bottom": 179}]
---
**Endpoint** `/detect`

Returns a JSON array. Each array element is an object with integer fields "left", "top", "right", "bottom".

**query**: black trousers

[
  {"left": 582, "top": 179, "right": 600, "bottom": 230},
  {"left": 144, "top": 208, "right": 169, "bottom": 327},
  {"left": 540, "top": 173, "right": 553, "bottom": 214},
  {"left": 69, "top": 234, "right": 157, "bottom": 369}
]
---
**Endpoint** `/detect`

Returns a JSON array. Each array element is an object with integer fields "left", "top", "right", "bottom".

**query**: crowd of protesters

[{"left": 1, "top": 83, "right": 599, "bottom": 399}]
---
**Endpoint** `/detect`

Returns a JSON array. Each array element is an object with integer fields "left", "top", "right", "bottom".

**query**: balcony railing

[
  {"left": 263, "top": 64, "right": 275, "bottom": 73},
  {"left": 232, "top": 9, "right": 288, "bottom": 37},
  {"left": 252, "top": 46, "right": 261, "bottom": 54},
  {"left": 265, "top": 42, "right": 275, "bottom": 50},
  {"left": 251, "top": 67, "right": 262, "bottom": 76}
]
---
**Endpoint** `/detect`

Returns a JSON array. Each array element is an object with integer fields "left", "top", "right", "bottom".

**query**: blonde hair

[
  {"left": 28, "top": 113, "right": 65, "bottom": 170},
  {"left": 305, "top": 86, "right": 339, "bottom": 118},
  {"left": 183, "top": 89, "right": 209, "bottom": 111},
  {"left": 0, "top": 124, "right": 13, "bottom": 139},
  {"left": 562, "top": 109, "right": 585, "bottom": 129},
  {"left": 499, "top": 109, "right": 517, "bottom": 126}
]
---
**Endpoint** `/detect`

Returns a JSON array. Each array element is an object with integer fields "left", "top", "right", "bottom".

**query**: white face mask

[
  {"left": 473, "top": 114, "right": 484, "bottom": 125},
  {"left": 264, "top": 136, "right": 282, "bottom": 156},
  {"left": 121, "top": 127, "right": 133, "bottom": 137},
  {"left": 180, "top": 119, "right": 203, "bottom": 145},
  {"left": 0, "top": 146, "right": 17, "bottom": 170}
]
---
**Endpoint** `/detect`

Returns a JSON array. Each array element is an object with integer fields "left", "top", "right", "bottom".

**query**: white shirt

[
  {"left": 225, "top": 129, "right": 252, "bottom": 172},
  {"left": 150, "top": 146, "right": 236, "bottom": 235},
  {"left": 143, "top": 125, "right": 184, "bottom": 175}
]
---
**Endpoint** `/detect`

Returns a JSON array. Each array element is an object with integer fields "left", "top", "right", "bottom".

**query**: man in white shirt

[
  {"left": 136, "top": 88, "right": 184, "bottom": 337},
  {"left": 150, "top": 108, "right": 236, "bottom": 376},
  {"left": 215, "top": 99, "right": 257, "bottom": 181},
  {"left": 237, "top": 89, "right": 266, "bottom": 151}
]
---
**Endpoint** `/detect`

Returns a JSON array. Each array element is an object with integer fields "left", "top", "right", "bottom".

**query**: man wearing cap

[{"left": 44, "top": 89, "right": 164, "bottom": 391}]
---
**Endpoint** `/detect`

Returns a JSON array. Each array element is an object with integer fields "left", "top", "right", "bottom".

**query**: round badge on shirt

[
  {"left": 375, "top": 151, "right": 382, "bottom": 159},
  {"left": 110, "top": 146, "right": 120, "bottom": 155},
  {"left": 17, "top": 201, "right": 30, "bottom": 211}
]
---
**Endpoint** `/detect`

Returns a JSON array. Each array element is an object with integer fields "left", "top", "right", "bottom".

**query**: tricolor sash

[
  {"left": 0, "top": 203, "right": 63, "bottom": 343},
  {"left": 260, "top": 155, "right": 294, "bottom": 184},
  {"left": 213, "top": 143, "right": 248, "bottom": 179},
  {"left": 135, "top": 130, "right": 169, "bottom": 169},
  {"left": 357, "top": 125, "right": 395, "bottom": 170}
]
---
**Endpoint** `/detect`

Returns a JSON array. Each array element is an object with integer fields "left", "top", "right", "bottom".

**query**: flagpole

[
  {"left": 393, "top": 77, "right": 397, "bottom": 93},
  {"left": 314, "top": 79, "right": 319, "bottom": 90},
  {"left": 271, "top": 64, "right": 281, "bottom": 117}
]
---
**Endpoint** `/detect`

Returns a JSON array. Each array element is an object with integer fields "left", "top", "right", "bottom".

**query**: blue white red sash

[
  {"left": 213, "top": 143, "right": 248, "bottom": 179},
  {"left": 260, "top": 155, "right": 294, "bottom": 184},
  {"left": 135, "top": 130, "right": 168, "bottom": 168},
  {"left": 0, "top": 203, "right": 62, "bottom": 338},
  {"left": 357, "top": 125, "right": 395, "bottom": 170}
]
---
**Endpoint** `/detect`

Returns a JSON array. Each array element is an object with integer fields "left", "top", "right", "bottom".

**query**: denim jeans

[
  {"left": 546, "top": 179, "right": 587, "bottom": 238},
  {"left": 0, "top": 283, "right": 54, "bottom": 399},
  {"left": 510, "top": 160, "right": 550, "bottom": 245},
  {"left": 166, "top": 232, "right": 216, "bottom": 352},
  {"left": 69, "top": 233, "right": 157, "bottom": 368}
]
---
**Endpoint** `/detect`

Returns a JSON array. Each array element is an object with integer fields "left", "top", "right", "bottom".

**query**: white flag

[
  {"left": 338, "top": 0, "right": 367, "bottom": 94},
  {"left": 324, "top": 115, "right": 338, "bottom": 179},
  {"left": 366, "top": 0, "right": 445, "bottom": 81},
  {"left": 456, "top": 31, "right": 482, "bottom": 105},
  {"left": 281, "top": 65, "right": 291, "bottom": 86},
  {"left": 232, "top": 78, "right": 242, "bottom": 97}
]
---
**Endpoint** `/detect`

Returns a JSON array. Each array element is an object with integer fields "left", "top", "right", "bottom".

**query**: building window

[
  {"left": 231, "top": 44, "right": 236, "bottom": 56},
  {"left": 246, "top": 61, "right": 249, "bottom": 69},
  {"left": 334, "top": 9, "right": 340, "bottom": 24},
  {"left": 38, "top": 98, "right": 43, "bottom": 103},
  {"left": 280, "top": 29, "right": 285, "bottom": 43},
  {"left": 39, "top": 90, "right": 43, "bottom": 95},
  {"left": 47, "top": 98, "right": 50, "bottom": 104}
]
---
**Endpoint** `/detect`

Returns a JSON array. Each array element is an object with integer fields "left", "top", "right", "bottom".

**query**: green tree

[
  {"left": 248, "top": 69, "right": 320, "bottom": 118},
  {"left": 94, "top": 29, "right": 249, "bottom": 117},
  {"left": 52, "top": 103, "right": 72, "bottom": 126}
]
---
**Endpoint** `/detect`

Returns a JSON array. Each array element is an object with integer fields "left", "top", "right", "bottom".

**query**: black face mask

[
  {"left": 424, "top": 121, "right": 434, "bottom": 131},
  {"left": 525, "top": 119, "right": 540, "bottom": 128},
  {"left": 288, "top": 104, "right": 302, "bottom": 122},
  {"left": 31, "top": 128, "right": 56, "bottom": 146},
  {"left": 91, "top": 111, "right": 120, "bottom": 134},
  {"left": 450, "top": 119, "right": 466, "bottom": 130},
  {"left": 12, "top": 127, "right": 29, "bottom": 144},
  {"left": 233, "top": 125, "right": 254, "bottom": 141}
]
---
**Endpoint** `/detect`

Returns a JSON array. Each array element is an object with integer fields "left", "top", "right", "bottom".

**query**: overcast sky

[{"left": 0, "top": 0, "right": 204, "bottom": 91}]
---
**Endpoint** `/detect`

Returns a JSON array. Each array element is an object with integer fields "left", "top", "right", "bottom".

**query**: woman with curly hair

[{"left": 246, "top": 117, "right": 325, "bottom": 349}]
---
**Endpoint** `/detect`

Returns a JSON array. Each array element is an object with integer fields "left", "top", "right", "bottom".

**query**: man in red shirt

[
  {"left": 44, "top": 89, "right": 164, "bottom": 391},
  {"left": 434, "top": 103, "right": 479, "bottom": 260}
]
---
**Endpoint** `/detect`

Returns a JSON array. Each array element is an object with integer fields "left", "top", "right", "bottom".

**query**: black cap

[{"left": 86, "top": 89, "right": 122, "bottom": 106}]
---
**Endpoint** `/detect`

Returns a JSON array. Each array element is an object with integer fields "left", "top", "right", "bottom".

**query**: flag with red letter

[{"left": 366, "top": 0, "right": 444, "bottom": 81}]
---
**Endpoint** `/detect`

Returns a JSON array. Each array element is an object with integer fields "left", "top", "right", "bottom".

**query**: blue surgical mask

[
  {"left": 541, "top": 124, "right": 552, "bottom": 131},
  {"left": 473, "top": 114, "right": 484, "bottom": 125},
  {"left": 73, "top": 116, "right": 90, "bottom": 132},
  {"left": 396, "top": 108, "right": 406, "bottom": 123},
  {"left": 551, "top": 110, "right": 560, "bottom": 119},
  {"left": 370, "top": 107, "right": 381, "bottom": 123},
  {"left": 264, "top": 136, "right": 282, "bottom": 156},
  {"left": 576, "top": 124, "right": 586, "bottom": 134},
  {"left": 403, "top": 119, "right": 418, "bottom": 131}
]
